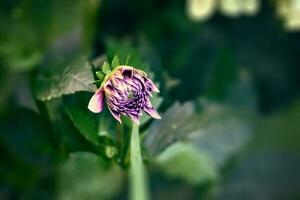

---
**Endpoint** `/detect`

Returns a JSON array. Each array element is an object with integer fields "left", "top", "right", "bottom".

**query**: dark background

[{"left": 0, "top": 0, "right": 300, "bottom": 199}]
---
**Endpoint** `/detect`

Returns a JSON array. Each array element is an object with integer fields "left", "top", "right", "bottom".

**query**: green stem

[{"left": 130, "top": 122, "right": 149, "bottom": 200}]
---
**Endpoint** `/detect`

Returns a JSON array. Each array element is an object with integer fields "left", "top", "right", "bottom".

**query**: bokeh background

[{"left": 0, "top": 0, "right": 300, "bottom": 200}]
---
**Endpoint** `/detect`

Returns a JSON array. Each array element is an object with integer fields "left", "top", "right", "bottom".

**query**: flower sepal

[
  {"left": 96, "top": 71, "right": 105, "bottom": 82},
  {"left": 101, "top": 61, "right": 112, "bottom": 75}
]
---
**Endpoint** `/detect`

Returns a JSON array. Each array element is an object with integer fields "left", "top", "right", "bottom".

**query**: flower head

[{"left": 88, "top": 65, "right": 161, "bottom": 125}]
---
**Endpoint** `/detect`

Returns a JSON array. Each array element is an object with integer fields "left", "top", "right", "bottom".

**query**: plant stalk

[{"left": 130, "top": 122, "right": 149, "bottom": 200}]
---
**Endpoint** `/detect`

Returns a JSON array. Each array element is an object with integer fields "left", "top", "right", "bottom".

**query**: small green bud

[{"left": 105, "top": 146, "right": 118, "bottom": 158}]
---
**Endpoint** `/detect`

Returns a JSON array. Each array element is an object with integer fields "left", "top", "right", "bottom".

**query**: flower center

[{"left": 127, "top": 90, "right": 135, "bottom": 100}]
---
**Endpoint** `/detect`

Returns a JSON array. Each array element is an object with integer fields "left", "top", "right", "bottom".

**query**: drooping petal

[
  {"left": 108, "top": 107, "right": 122, "bottom": 124},
  {"left": 88, "top": 89, "right": 104, "bottom": 113},
  {"left": 113, "top": 69, "right": 124, "bottom": 79},
  {"left": 144, "top": 106, "right": 161, "bottom": 119},
  {"left": 145, "top": 77, "right": 160, "bottom": 93},
  {"left": 121, "top": 66, "right": 134, "bottom": 73},
  {"left": 103, "top": 81, "right": 116, "bottom": 96},
  {"left": 122, "top": 68, "right": 134, "bottom": 80}
]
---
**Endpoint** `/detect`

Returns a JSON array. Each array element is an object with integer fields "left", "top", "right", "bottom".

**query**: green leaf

[
  {"left": 92, "top": 80, "right": 102, "bottom": 85},
  {"left": 144, "top": 102, "right": 200, "bottom": 156},
  {"left": 44, "top": 98, "right": 106, "bottom": 157},
  {"left": 57, "top": 152, "right": 123, "bottom": 200},
  {"left": 63, "top": 95, "right": 99, "bottom": 145},
  {"left": 59, "top": 118, "right": 105, "bottom": 156},
  {"left": 95, "top": 71, "right": 105, "bottom": 81},
  {"left": 145, "top": 100, "right": 255, "bottom": 165},
  {"left": 35, "top": 57, "right": 97, "bottom": 101},
  {"left": 102, "top": 61, "right": 112, "bottom": 75},
  {"left": 156, "top": 142, "right": 217, "bottom": 185},
  {"left": 146, "top": 101, "right": 254, "bottom": 185},
  {"left": 62, "top": 93, "right": 119, "bottom": 159},
  {"left": 188, "top": 101, "right": 254, "bottom": 167},
  {"left": 111, "top": 55, "right": 120, "bottom": 69}
]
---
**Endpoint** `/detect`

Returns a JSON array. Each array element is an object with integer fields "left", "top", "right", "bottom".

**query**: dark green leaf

[
  {"left": 193, "top": 102, "right": 253, "bottom": 167},
  {"left": 144, "top": 102, "right": 200, "bottom": 156},
  {"left": 155, "top": 142, "right": 217, "bottom": 185},
  {"left": 57, "top": 152, "right": 123, "bottom": 200},
  {"left": 44, "top": 98, "right": 106, "bottom": 157},
  {"left": 63, "top": 98, "right": 99, "bottom": 145},
  {"left": 148, "top": 101, "right": 254, "bottom": 184},
  {"left": 188, "top": 101, "right": 254, "bottom": 167},
  {"left": 35, "top": 57, "right": 97, "bottom": 101}
]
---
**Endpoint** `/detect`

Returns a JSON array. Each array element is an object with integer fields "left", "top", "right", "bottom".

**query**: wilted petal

[
  {"left": 104, "top": 82, "right": 116, "bottom": 95},
  {"left": 122, "top": 67, "right": 134, "bottom": 78},
  {"left": 145, "top": 77, "right": 159, "bottom": 93},
  {"left": 113, "top": 69, "right": 124, "bottom": 79},
  {"left": 144, "top": 106, "right": 161, "bottom": 119},
  {"left": 108, "top": 107, "right": 122, "bottom": 124},
  {"left": 88, "top": 89, "right": 104, "bottom": 113},
  {"left": 133, "top": 72, "right": 144, "bottom": 81}
]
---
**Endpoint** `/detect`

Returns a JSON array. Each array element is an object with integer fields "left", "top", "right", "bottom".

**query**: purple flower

[{"left": 88, "top": 65, "right": 161, "bottom": 125}]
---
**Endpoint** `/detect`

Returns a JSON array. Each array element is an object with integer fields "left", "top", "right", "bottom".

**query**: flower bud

[{"left": 88, "top": 65, "right": 161, "bottom": 125}]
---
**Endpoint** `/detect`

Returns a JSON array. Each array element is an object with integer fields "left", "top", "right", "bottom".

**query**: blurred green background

[{"left": 0, "top": 0, "right": 300, "bottom": 199}]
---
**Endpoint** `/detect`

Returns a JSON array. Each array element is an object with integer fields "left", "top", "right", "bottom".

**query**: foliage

[
  {"left": 35, "top": 58, "right": 97, "bottom": 101},
  {"left": 0, "top": 0, "right": 300, "bottom": 200},
  {"left": 57, "top": 152, "right": 123, "bottom": 200}
]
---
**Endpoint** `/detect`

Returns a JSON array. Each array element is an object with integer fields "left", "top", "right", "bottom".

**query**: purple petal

[
  {"left": 129, "top": 114, "right": 140, "bottom": 125},
  {"left": 88, "top": 89, "right": 104, "bottom": 113},
  {"left": 145, "top": 77, "right": 159, "bottom": 93},
  {"left": 113, "top": 69, "right": 124, "bottom": 79},
  {"left": 122, "top": 67, "right": 133, "bottom": 79},
  {"left": 144, "top": 106, "right": 161, "bottom": 119},
  {"left": 104, "top": 81, "right": 117, "bottom": 95},
  {"left": 108, "top": 107, "right": 122, "bottom": 124}
]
